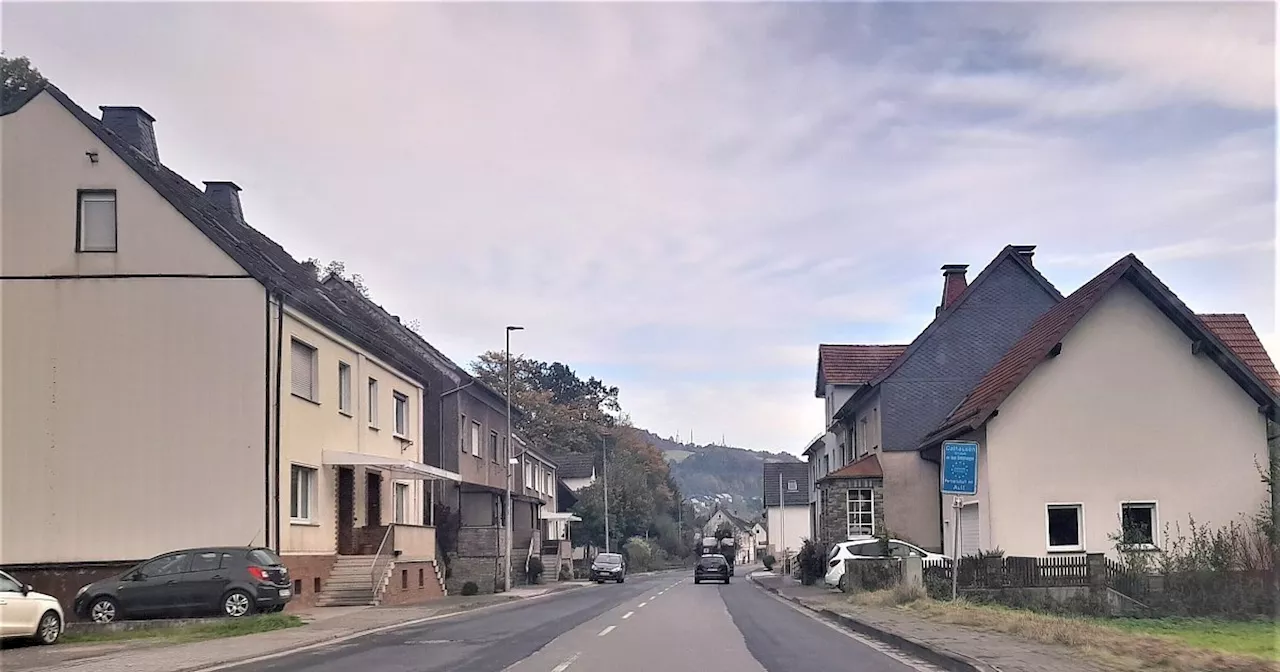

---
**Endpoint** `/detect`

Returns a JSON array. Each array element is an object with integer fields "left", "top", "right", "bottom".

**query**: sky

[{"left": 5, "top": 2, "right": 1275, "bottom": 454}]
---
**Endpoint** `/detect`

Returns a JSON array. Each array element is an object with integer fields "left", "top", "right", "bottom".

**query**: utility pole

[
  {"left": 778, "top": 470, "right": 787, "bottom": 576},
  {"left": 502, "top": 325, "right": 523, "bottom": 592},
  {"left": 602, "top": 432, "right": 610, "bottom": 553}
]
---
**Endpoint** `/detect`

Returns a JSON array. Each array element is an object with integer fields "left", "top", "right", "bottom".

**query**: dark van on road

[
  {"left": 694, "top": 554, "right": 730, "bottom": 584},
  {"left": 74, "top": 547, "right": 291, "bottom": 623},
  {"left": 590, "top": 552, "right": 626, "bottom": 583}
]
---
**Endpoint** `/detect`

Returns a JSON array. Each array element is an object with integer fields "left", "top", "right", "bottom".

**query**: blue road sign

[{"left": 941, "top": 441, "right": 979, "bottom": 495}]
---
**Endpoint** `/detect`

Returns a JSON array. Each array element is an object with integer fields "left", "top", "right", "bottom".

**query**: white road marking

[
  {"left": 622, "top": 611, "right": 634, "bottom": 619},
  {"left": 597, "top": 625, "right": 616, "bottom": 637},
  {"left": 550, "top": 653, "right": 580, "bottom": 672},
  {"left": 637, "top": 601, "right": 648, "bottom": 608}
]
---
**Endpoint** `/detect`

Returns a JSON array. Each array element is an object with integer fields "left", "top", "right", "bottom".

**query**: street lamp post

[
  {"left": 601, "top": 432, "right": 610, "bottom": 553},
  {"left": 503, "top": 325, "right": 524, "bottom": 592}
]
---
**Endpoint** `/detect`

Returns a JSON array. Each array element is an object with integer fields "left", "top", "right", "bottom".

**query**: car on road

[
  {"left": 694, "top": 554, "right": 730, "bottom": 584},
  {"left": 74, "top": 546, "right": 292, "bottom": 623},
  {"left": 590, "top": 552, "right": 626, "bottom": 583},
  {"left": 824, "top": 537, "right": 950, "bottom": 588},
  {"left": 0, "top": 570, "right": 64, "bottom": 645}
]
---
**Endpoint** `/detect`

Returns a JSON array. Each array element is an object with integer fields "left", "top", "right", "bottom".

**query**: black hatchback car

[
  {"left": 694, "top": 554, "right": 730, "bottom": 584},
  {"left": 590, "top": 552, "right": 626, "bottom": 583},
  {"left": 74, "top": 547, "right": 291, "bottom": 623}
]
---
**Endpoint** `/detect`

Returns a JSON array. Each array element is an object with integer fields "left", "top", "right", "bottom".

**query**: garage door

[{"left": 959, "top": 504, "right": 980, "bottom": 557}]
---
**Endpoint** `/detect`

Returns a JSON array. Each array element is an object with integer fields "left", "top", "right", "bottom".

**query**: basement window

[{"left": 1046, "top": 504, "right": 1084, "bottom": 552}]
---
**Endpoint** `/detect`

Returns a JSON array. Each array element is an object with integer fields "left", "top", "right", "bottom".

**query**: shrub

[
  {"left": 558, "top": 565, "right": 573, "bottom": 581},
  {"left": 762, "top": 554, "right": 776, "bottom": 570},
  {"left": 796, "top": 539, "right": 829, "bottom": 586},
  {"left": 460, "top": 581, "right": 479, "bottom": 596},
  {"left": 624, "top": 537, "right": 654, "bottom": 572},
  {"left": 526, "top": 555, "right": 544, "bottom": 584},
  {"left": 842, "top": 558, "right": 900, "bottom": 592}
]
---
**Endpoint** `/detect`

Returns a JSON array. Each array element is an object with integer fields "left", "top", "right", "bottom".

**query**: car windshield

[
  {"left": 699, "top": 556, "right": 726, "bottom": 567},
  {"left": 594, "top": 554, "right": 622, "bottom": 566},
  {"left": 248, "top": 549, "right": 283, "bottom": 566}
]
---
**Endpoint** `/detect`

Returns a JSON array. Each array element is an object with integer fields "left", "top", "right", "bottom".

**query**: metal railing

[{"left": 371, "top": 523, "right": 395, "bottom": 590}]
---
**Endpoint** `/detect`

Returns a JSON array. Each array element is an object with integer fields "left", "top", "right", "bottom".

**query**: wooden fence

[{"left": 922, "top": 554, "right": 1096, "bottom": 589}]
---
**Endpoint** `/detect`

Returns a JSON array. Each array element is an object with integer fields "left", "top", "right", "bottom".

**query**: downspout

[
  {"left": 273, "top": 294, "right": 285, "bottom": 553},
  {"left": 263, "top": 291, "right": 272, "bottom": 548}
]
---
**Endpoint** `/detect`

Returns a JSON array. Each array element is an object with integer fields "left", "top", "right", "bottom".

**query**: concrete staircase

[
  {"left": 539, "top": 554, "right": 560, "bottom": 582},
  {"left": 316, "top": 555, "right": 390, "bottom": 607}
]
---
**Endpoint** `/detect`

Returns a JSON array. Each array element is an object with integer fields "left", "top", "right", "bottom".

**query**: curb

[{"left": 746, "top": 574, "right": 996, "bottom": 672}]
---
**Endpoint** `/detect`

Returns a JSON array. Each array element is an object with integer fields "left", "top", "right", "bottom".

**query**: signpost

[{"left": 941, "top": 441, "right": 979, "bottom": 600}]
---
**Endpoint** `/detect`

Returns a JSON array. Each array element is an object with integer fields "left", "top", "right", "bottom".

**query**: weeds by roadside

[{"left": 62, "top": 614, "right": 303, "bottom": 645}]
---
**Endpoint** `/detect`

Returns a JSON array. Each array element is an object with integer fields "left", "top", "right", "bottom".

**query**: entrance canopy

[
  {"left": 323, "top": 451, "right": 461, "bottom": 482},
  {"left": 539, "top": 511, "right": 582, "bottom": 522}
]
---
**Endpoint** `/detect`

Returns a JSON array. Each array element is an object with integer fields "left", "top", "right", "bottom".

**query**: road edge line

[{"left": 744, "top": 573, "right": 997, "bottom": 672}]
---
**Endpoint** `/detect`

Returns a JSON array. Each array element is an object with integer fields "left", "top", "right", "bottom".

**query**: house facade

[
  {"left": 762, "top": 463, "right": 811, "bottom": 558},
  {"left": 1, "top": 84, "right": 456, "bottom": 611},
  {"left": 920, "top": 256, "right": 1278, "bottom": 559},
  {"left": 812, "top": 246, "right": 1061, "bottom": 551}
]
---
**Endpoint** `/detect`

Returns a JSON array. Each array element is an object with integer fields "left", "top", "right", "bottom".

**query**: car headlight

[{"left": 75, "top": 585, "right": 89, "bottom": 598}]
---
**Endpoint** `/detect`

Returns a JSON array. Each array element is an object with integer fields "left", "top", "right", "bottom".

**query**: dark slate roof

[
  {"left": 551, "top": 452, "right": 596, "bottom": 480},
  {"left": 1199, "top": 314, "right": 1279, "bottom": 393},
  {"left": 921, "top": 254, "right": 1280, "bottom": 447},
  {"left": 832, "top": 245, "right": 1063, "bottom": 422},
  {"left": 817, "top": 453, "right": 883, "bottom": 482},
  {"left": 815, "top": 344, "right": 908, "bottom": 397},
  {"left": 763, "top": 462, "right": 810, "bottom": 507}
]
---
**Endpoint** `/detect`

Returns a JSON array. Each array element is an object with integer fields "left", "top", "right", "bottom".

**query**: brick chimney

[
  {"left": 938, "top": 264, "right": 969, "bottom": 314},
  {"left": 99, "top": 106, "right": 159, "bottom": 163},
  {"left": 203, "top": 182, "right": 245, "bottom": 225},
  {"left": 1011, "top": 245, "right": 1036, "bottom": 266}
]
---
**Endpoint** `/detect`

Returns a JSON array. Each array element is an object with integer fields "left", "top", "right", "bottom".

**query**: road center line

[
  {"left": 551, "top": 653, "right": 580, "bottom": 672},
  {"left": 598, "top": 625, "right": 616, "bottom": 637},
  {"left": 622, "top": 611, "right": 634, "bottom": 619},
  {"left": 638, "top": 601, "right": 648, "bottom": 608}
]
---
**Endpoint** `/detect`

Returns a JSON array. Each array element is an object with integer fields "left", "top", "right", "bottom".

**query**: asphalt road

[{"left": 222, "top": 569, "right": 939, "bottom": 672}]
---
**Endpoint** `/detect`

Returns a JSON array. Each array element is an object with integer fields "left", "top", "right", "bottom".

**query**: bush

[
  {"left": 762, "top": 554, "right": 776, "bottom": 570},
  {"left": 558, "top": 565, "right": 573, "bottom": 581},
  {"left": 460, "top": 581, "right": 479, "bottom": 596},
  {"left": 624, "top": 537, "right": 655, "bottom": 572},
  {"left": 526, "top": 556, "right": 544, "bottom": 584},
  {"left": 796, "top": 539, "right": 828, "bottom": 586},
  {"left": 841, "top": 558, "right": 900, "bottom": 592}
]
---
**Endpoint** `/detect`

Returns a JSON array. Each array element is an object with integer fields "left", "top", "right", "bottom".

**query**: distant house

[
  {"left": 763, "top": 463, "right": 811, "bottom": 557},
  {"left": 702, "top": 506, "right": 756, "bottom": 563},
  {"left": 556, "top": 453, "right": 598, "bottom": 492},
  {"left": 919, "top": 255, "right": 1278, "bottom": 558}
]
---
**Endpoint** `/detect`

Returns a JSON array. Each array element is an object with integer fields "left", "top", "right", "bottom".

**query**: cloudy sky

[{"left": 6, "top": 2, "right": 1275, "bottom": 453}]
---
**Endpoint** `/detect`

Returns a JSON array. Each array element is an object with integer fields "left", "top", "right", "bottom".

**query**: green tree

[
  {"left": 714, "top": 521, "right": 735, "bottom": 541},
  {"left": 1, "top": 54, "right": 45, "bottom": 105}
]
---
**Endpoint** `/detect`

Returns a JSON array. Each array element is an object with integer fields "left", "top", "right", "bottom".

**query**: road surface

[{"left": 221, "top": 569, "right": 939, "bottom": 672}]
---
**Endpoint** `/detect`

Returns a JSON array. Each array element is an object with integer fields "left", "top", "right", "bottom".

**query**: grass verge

[
  {"left": 825, "top": 591, "right": 1278, "bottom": 672},
  {"left": 62, "top": 614, "right": 304, "bottom": 645}
]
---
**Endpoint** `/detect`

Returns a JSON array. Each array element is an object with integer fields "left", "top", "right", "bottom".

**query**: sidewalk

[
  {"left": 750, "top": 573, "right": 1108, "bottom": 672},
  {"left": 0, "top": 581, "right": 590, "bottom": 672}
]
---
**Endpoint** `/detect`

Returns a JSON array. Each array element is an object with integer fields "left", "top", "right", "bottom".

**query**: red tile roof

[
  {"left": 922, "top": 254, "right": 1279, "bottom": 447},
  {"left": 818, "top": 344, "right": 908, "bottom": 388},
  {"left": 1199, "top": 314, "right": 1279, "bottom": 393},
  {"left": 818, "top": 453, "right": 883, "bottom": 482}
]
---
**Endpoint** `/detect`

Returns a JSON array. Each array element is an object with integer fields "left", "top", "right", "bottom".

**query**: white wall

[{"left": 765, "top": 505, "right": 810, "bottom": 555}]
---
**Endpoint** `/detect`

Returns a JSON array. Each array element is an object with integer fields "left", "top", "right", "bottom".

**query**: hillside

[{"left": 635, "top": 429, "right": 800, "bottom": 519}]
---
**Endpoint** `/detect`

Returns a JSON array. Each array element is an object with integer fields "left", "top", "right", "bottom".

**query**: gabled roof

[
  {"left": 817, "top": 453, "right": 883, "bottom": 482},
  {"left": 763, "top": 462, "right": 810, "bottom": 507},
  {"left": 832, "top": 246, "right": 1063, "bottom": 422},
  {"left": 815, "top": 345, "right": 908, "bottom": 397},
  {"left": 921, "top": 255, "right": 1280, "bottom": 447},
  {"left": 551, "top": 452, "right": 596, "bottom": 480},
  {"left": 15, "top": 84, "right": 429, "bottom": 383},
  {"left": 1199, "top": 314, "right": 1279, "bottom": 393}
]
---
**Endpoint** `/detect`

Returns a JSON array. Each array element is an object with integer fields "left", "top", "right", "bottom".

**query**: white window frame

[
  {"left": 290, "top": 338, "right": 319, "bottom": 402},
  {"left": 1119, "top": 500, "right": 1159, "bottom": 550},
  {"left": 787, "top": 479, "right": 798, "bottom": 492},
  {"left": 1046, "top": 503, "right": 1085, "bottom": 552},
  {"left": 368, "top": 378, "right": 379, "bottom": 428},
  {"left": 847, "top": 488, "right": 875, "bottom": 538},
  {"left": 77, "top": 190, "right": 118, "bottom": 253},
  {"left": 470, "top": 421, "right": 481, "bottom": 457},
  {"left": 394, "top": 482, "right": 411, "bottom": 524},
  {"left": 290, "top": 464, "right": 317, "bottom": 522},
  {"left": 525, "top": 460, "right": 533, "bottom": 489},
  {"left": 338, "top": 362, "right": 352, "bottom": 415},
  {"left": 393, "top": 392, "right": 409, "bottom": 437}
]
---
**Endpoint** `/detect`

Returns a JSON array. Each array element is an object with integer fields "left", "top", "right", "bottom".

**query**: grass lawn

[
  {"left": 62, "top": 614, "right": 303, "bottom": 645},
  {"left": 1097, "top": 617, "right": 1278, "bottom": 661}
]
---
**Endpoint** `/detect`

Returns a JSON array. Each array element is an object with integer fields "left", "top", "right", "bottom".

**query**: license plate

[{"left": 279, "top": 589, "right": 291, "bottom": 598}]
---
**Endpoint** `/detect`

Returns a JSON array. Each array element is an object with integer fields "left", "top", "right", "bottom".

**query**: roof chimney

[
  {"left": 939, "top": 264, "right": 969, "bottom": 314},
  {"left": 203, "top": 182, "right": 245, "bottom": 225},
  {"left": 99, "top": 106, "right": 159, "bottom": 163},
  {"left": 1011, "top": 245, "right": 1036, "bottom": 266}
]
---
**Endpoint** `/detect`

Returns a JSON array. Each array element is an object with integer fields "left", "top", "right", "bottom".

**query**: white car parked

[
  {"left": 824, "top": 537, "right": 950, "bottom": 588},
  {"left": 0, "top": 570, "right": 64, "bottom": 644}
]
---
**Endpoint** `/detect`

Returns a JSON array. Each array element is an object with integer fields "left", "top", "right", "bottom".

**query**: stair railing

[{"left": 371, "top": 524, "right": 395, "bottom": 591}]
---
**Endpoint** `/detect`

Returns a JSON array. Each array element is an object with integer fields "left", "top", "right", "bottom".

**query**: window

[
  {"left": 459, "top": 415, "right": 467, "bottom": 452},
  {"left": 338, "top": 362, "right": 352, "bottom": 414},
  {"left": 141, "top": 553, "right": 190, "bottom": 577},
  {"left": 787, "top": 479, "right": 798, "bottom": 492},
  {"left": 470, "top": 422, "right": 481, "bottom": 457},
  {"left": 0, "top": 573, "right": 23, "bottom": 593},
  {"left": 823, "top": 454, "right": 829, "bottom": 475},
  {"left": 501, "top": 436, "right": 508, "bottom": 463},
  {"left": 489, "top": 431, "right": 499, "bottom": 463},
  {"left": 368, "top": 378, "right": 379, "bottom": 426},
  {"left": 77, "top": 190, "right": 117, "bottom": 252},
  {"left": 1121, "top": 502, "right": 1157, "bottom": 548},
  {"left": 394, "top": 483, "right": 410, "bottom": 524},
  {"left": 290, "top": 339, "right": 318, "bottom": 401},
  {"left": 190, "top": 552, "right": 220, "bottom": 572},
  {"left": 525, "top": 460, "right": 533, "bottom": 489},
  {"left": 1047, "top": 504, "right": 1084, "bottom": 551},
  {"left": 847, "top": 489, "right": 875, "bottom": 537},
  {"left": 393, "top": 392, "right": 409, "bottom": 436},
  {"left": 291, "top": 465, "right": 316, "bottom": 521}
]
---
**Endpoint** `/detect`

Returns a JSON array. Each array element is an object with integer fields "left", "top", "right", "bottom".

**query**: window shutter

[{"left": 291, "top": 341, "right": 315, "bottom": 399}]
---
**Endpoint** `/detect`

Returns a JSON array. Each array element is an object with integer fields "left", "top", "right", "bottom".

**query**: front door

[
  {"left": 338, "top": 468, "right": 355, "bottom": 555},
  {"left": 366, "top": 472, "right": 383, "bottom": 528}
]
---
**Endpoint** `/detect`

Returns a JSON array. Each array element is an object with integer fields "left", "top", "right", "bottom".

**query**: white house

[
  {"left": 921, "top": 255, "right": 1278, "bottom": 559},
  {"left": 763, "top": 462, "right": 811, "bottom": 558}
]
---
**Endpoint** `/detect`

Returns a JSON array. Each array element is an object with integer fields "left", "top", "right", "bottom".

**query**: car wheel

[
  {"left": 222, "top": 590, "right": 255, "bottom": 618},
  {"left": 694, "top": 578, "right": 700, "bottom": 584},
  {"left": 617, "top": 577, "right": 624, "bottom": 583},
  {"left": 725, "top": 577, "right": 731, "bottom": 584},
  {"left": 89, "top": 596, "right": 119, "bottom": 624},
  {"left": 35, "top": 610, "right": 61, "bottom": 645}
]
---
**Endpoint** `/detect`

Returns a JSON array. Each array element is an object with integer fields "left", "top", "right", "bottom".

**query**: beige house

[
  {"left": 921, "top": 255, "right": 1278, "bottom": 559},
  {"left": 1, "top": 83, "right": 457, "bottom": 610}
]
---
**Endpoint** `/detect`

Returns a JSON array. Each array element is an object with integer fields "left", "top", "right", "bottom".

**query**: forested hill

[{"left": 636, "top": 429, "right": 800, "bottom": 519}]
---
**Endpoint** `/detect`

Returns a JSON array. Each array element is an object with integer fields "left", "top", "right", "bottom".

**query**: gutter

[
  {"left": 263, "top": 292, "right": 272, "bottom": 547},
  {"left": 273, "top": 295, "right": 285, "bottom": 552}
]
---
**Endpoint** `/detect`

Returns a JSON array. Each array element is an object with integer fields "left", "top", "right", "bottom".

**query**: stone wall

[
  {"left": 382, "top": 561, "right": 446, "bottom": 605},
  {"left": 818, "top": 477, "right": 884, "bottom": 545},
  {"left": 447, "top": 526, "right": 507, "bottom": 594},
  {"left": 280, "top": 554, "right": 337, "bottom": 611}
]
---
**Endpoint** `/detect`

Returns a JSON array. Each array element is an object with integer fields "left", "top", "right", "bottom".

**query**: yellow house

[{"left": 1, "top": 83, "right": 458, "bottom": 610}]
